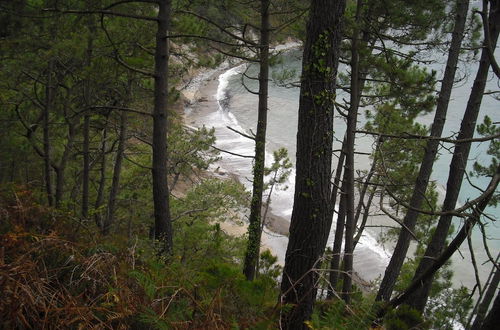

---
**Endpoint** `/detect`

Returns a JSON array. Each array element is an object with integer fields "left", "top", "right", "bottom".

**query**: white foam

[
  {"left": 191, "top": 60, "right": 392, "bottom": 282},
  {"left": 216, "top": 64, "right": 247, "bottom": 109},
  {"left": 272, "top": 41, "right": 302, "bottom": 53}
]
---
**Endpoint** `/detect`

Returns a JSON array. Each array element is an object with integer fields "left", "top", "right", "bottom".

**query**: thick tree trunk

[
  {"left": 152, "top": 0, "right": 173, "bottom": 253},
  {"left": 472, "top": 263, "right": 500, "bottom": 329},
  {"left": 406, "top": 3, "right": 500, "bottom": 311},
  {"left": 280, "top": 0, "right": 346, "bottom": 327},
  {"left": 376, "top": 0, "right": 470, "bottom": 302},
  {"left": 243, "top": 0, "right": 270, "bottom": 281},
  {"left": 480, "top": 289, "right": 500, "bottom": 330},
  {"left": 103, "top": 111, "right": 127, "bottom": 235}
]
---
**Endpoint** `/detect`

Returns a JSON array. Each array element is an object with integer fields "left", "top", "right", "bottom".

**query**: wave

[{"left": 206, "top": 62, "right": 392, "bottom": 282}]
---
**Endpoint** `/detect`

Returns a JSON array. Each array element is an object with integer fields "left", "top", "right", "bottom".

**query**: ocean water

[{"left": 186, "top": 40, "right": 498, "bottom": 288}]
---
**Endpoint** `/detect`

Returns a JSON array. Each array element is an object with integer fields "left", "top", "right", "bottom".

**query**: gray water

[{"left": 221, "top": 44, "right": 499, "bottom": 289}]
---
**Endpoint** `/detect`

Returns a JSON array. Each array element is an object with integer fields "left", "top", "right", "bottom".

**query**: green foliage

[
  {"left": 471, "top": 115, "right": 499, "bottom": 206},
  {"left": 308, "top": 298, "right": 375, "bottom": 329},
  {"left": 258, "top": 249, "right": 282, "bottom": 281},
  {"left": 425, "top": 286, "right": 472, "bottom": 330},
  {"left": 384, "top": 305, "right": 428, "bottom": 330},
  {"left": 392, "top": 254, "right": 472, "bottom": 329},
  {"left": 0, "top": 184, "right": 280, "bottom": 328},
  {"left": 170, "top": 178, "right": 249, "bottom": 266},
  {"left": 366, "top": 103, "right": 433, "bottom": 217},
  {"left": 264, "top": 147, "right": 293, "bottom": 191},
  {"left": 168, "top": 124, "right": 220, "bottom": 186}
]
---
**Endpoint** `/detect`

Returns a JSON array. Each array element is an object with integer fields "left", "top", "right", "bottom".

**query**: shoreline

[
  {"left": 177, "top": 57, "right": 483, "bottom": 294},
  {"left": 179, "top": 64, "right": 383, "bottom": 292}
]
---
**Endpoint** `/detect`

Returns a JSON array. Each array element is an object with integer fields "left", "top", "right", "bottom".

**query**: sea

[{"left": 184, "top": 38, "right": 499, "bottom": 290}]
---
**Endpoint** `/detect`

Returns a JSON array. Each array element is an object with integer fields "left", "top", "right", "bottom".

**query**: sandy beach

[{"left": 179, "top": 65, "right": 401, "bottom": 293}]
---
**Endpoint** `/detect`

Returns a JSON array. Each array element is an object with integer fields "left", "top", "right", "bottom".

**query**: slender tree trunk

[
  {"left": 44, "top": 60, "right": 55, "bottom": 207},
  {"left": 353, "top": 150, "right": 377, "bottom": 228},
  {"left": 353, "top": 186, "right": 375, "bottom": 249},
  {"left": 280, "top": 1, "right": 346, "bottom": 327},
  {"left": 243, "top": 0, "right": 270, "bottom": 281},
  {"left": 375, "top": 0, "right": 470, "bottom": 302},
  {"left": 53, "top": 120, "right": 76, "bottom": 207},
  {"left": 328, "top": 177, "right": 346, "bottom": 298},
  {"left": 406, "top": 4, "right": 500, "bottom": 311},
  {"left": 152, "top": 0, "right": 173, "bottom": 253},
  {"left": 373, "top": 164, "right": 499, "bottom": 321},
  {"left": 327, "top": 136, "right": 347, "bottom": 299},
  {"left": 256, "top": 169, "right": 278, "bottom": 276},
  {"left": 472, "top": 263, "right": 500, "bottom": 329},
  {"left": 103, "top": 111, "right": 127, "bottom": 235},
  {"left": 94, "top": 119, "right": 108, "bottom": 231},
  {"left": 82, "top": 21, "right": 94, "bottom": 218},
  {"left": 82, "top": 114, "right": 90, "bottom": 217},
  {"left": 341, "top": 0, "right": 363, "bottom": 303}
]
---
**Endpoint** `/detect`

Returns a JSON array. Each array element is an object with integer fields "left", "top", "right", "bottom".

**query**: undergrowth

[{"left": 0, "top": 185, "right": 281, "bottom": 329}]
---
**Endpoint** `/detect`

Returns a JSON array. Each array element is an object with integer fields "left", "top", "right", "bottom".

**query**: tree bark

[
  {"left": 326, "top": 135, "right": 345, "bottom": 299},
  {"left": 82, "top": 19, "right": 94, "bottom": 218},
  {"left": 152, "top": 0, "right": 173, "bottom": 253},
  {"left": 94, "top": 118, "right": 108, "bottom": 231},
  {"left": 328, "top": 176, "right": 346, "bottom": 298},
  {"left": 480, "top": 289, "right": 500, "bottom": 330},
  {"left": 472, "top": 262, "right": 500, "bottom": 329},
  {"left": 373, "top": 164, "right": 499, "bottom": 321},
  {"left": 341, "top": 0, "right": 363, "bottom": 303},
  {"left": 376, "top": 0, "right": 470, "bottom": 302},
  {"left": 280, "top": 0, "right": 346, "bottom": 327},
  {"left": 103, "top": 110, "right": 127, "bottom": 235},
  {"left": 53, "top": 120, "right": 76, "bottom": 207},
  {"left": 43, "top": 60, "right": 55, "bottom": 207},
  {"left": 406, "top": 2, "right": 500, "bottom": 311},
  {"left": 243, "top": 0, "right": 270, "bottom": 281},
  {"left": 82, "top": 113, "right": 90, "bottom": 218}
]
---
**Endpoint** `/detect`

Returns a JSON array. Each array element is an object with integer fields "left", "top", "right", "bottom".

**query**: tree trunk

[
  {"left": 152, "top": 0, "right": 173, "bottom": 253},
  {"left": 82, "top": 20, "right": 94, "bottom": 218},
  {"left": 375, "top": 0, "right": 470, "bottom": 302},
  {"left": 406, "top": 3, "right": 500, "bottom": 311},
  {"left": 327, "top": 136, "right": 346, "bottom": 300},
  {"left": 373, "top": 164, "right": 499, "bottom": 321},
  {"left": 472, "top": 262, "right": 500, "bottom": 329},
  {"left": 53, "top": 120, "right": 76, "bottom": 208},
  {"left": 341, "top": 0, "right": 363, "bottom": 303},
  {"left": 256, "top": 166, "right": 278, "bottom": 276},
  {"left": 82, "top": 113, "right": 90, "bottom": 218},
  {"left": 353, "top": 186, "right": 375, "bottom": 250},
  {"left": 328, "top": 176, "right": 346, "bottom": 298},
  {"left": 94, "top": 119, "right": 108, "bottom": 231},
  {"left": 43, "top": 60, "right": 55, "bottom": 207},
  {"left": 243, "top": 0, "right": 270, "bottom": 281},
  {"left": 280, "top": 0, "right": 346, "bottom": 327},
  {"left": 480, "top": 289, "right": 500, "bottom": 330},
  {"left": 103, "top": 110, "right": 127, "bottom": 235}
]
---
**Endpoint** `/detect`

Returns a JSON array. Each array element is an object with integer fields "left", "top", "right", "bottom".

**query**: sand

[{"left": 179, "top": 65, "right": 398, "bottom": 292}]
